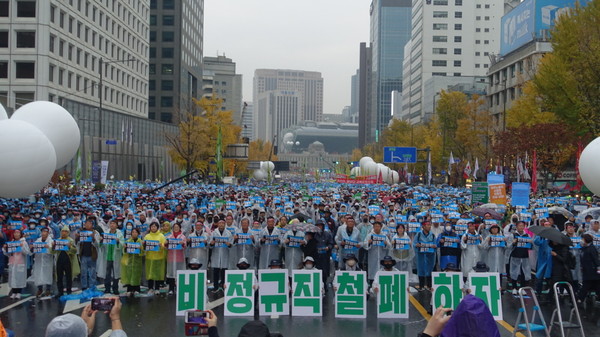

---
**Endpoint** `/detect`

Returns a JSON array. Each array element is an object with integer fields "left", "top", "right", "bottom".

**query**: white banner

[
  {"left": 468, "top": 272, "right": 503, "bottom": 320},
  {"left": 175, "top": 270, "right": 207, "bottom": 316},
  {"left": 375, "top": 271, "right": 409, "bottom": 319},
  {"left": 224, "top": 270, "right": 256, "bottom": 316},
  {"left": 432, "top": 272, "right": 464, "bottom": 310},
  {"left": 291, "top": 270, "right": 322, "bottom": 316},
  {"left": 258, "top": 269, "right": 289, "bottom": 316},
  {"left": 334, "top": 270, "right": 367, "bottom": 318},
  {"left": 100, "top": 160, "right": 109, "bottom": 184}
]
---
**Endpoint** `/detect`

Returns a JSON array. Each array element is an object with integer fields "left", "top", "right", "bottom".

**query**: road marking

[
  {"left": 0, "top": 296, "right": 34, "bottom": 314},
  {"left": 498, "top": 320, "right": 526, "bottom": 337},
  {"left": 0, "top": 283, "right": 9, "bottom": 297},
  {"left": 206, "top": 297, "right": 224, "bottom": 309},
  {"left": 63, "top": 298, "right": 90, "bottom": 313},
  {"left": 408, "top": 294, "right": 431, "bottom": 320}
]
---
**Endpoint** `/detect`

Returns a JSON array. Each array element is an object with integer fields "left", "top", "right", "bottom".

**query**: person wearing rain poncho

[
  {"left": 143, "top": 222, "right": 167, "bottom": 295},
  {"left": 186, "top": 221, "right": 210, "bottom": 271},
  {"left": 209, "top": 218, "right": 233, "bottom": 289},
  {"left": 2, "top": 229, "right": 30, "bottom": 299},
  {"left": 97, "top": 220, "right": 124, "bottom": 295},
  {"left": 391, "top": 224, "right": 415, "bottom": 280},
  {"left": 460, "top": 222, "right": 483, "bottom": 279},
  {"left": 232, "top": 218, "right": 257, "bottom": 270},
  {"left": 121, "top": 228, "right": 144, "bottom": 296},
  {"left": 481, "top": 224, "right": 512, "bottom": 280},
  {"left": 32, "top": 227, "right": 54, "bottom": 297},
  {"left": 165, "top": 222, "right": 187, "bottom": 295},
  {"left": 259, "top": 216, "right": 282, "bottom": 269},
  {"left": 534, "top": 220, "right": 554, "bottom": 295},
  {"left": 282, "top": 219, "right": 306, "bottom": 273},
  {"left": 413, "top": 221, "right": 436, "bottom": 291},
  {"left": 335, "top": 217, "right": 362, "bottom": 266},
  {"left": 363, "top": 221, "right": 391, "bottom": 288},
  {"left": 53, "top": 226, "right": 79, "bottom": 297}
]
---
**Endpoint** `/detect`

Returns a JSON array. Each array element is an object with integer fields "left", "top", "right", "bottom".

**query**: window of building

[
  {"left": 433, "top": 35, "right": 447, "bottom": 42},
  {"left": 484, "top": 64, "right": 489, "bottom": 68},
  {"left": 454, "top": 48, "right": 461, "bottom": 55},
  {"left": 50, "top": 6, "right": 56, "bottom": 22},
  {"left": 17, "top": 1, "right": 35, "bottom": 17},
  {"left": 149, "top": 47, "right": 156, "bottom": 58},
  {"left": 58, "top": 69, "right": 64, "bottom": 85},
  {"left": 476, "top": 16, "right": 481, "bottom": 20},
  {"left": 162, "top": 64, "right": 173, "bottom": 74},
  {"left": 455, "top": 11, "right": 462, "bottom": 18},
  {"left": 432, "top": 72, "right": 446, "bottom": 76},
  {"left": 149, "top": 15, "right": 156, "bottom": 25},
  {"left": 484, "top": 52, "right": 489, "bottom": 56},
  {"left": 476, "top": 4, "right": 481, "bottom": 8},
  {"left": 432, "top": 48, "right": 447, "bottom": 54},
  {"left": 485, "top": 4, "right": 490, "bottom": 8},
  {"left": 0, "top": 61, "right": 7, "bottom": 78},
  {"left": 433, "top": 23, "right": 448, "bottom": 30},
  {"left": 484, "top": 40, "right": 489, "bottom": 44},
  {"left": 162, "top": 31, "right": 174, "bottom": 42},
  {"left": 149, "top": 96, "right": 155, "bottom": 107},
  {"left": 161, "top": 80, "right": 173, "bottom": 90},
  {"left": 160, "top": 113, "right": 172, "bottom": 123},
  {"left": 49, "top": 65, "right": 55, "bottom": 81},
  {"left": 454, "top": 24, "right": 462, "bottom": 30},
  {"left": 149, "top": 80, "right": 155, "bottom": 91},
  {"left": 163, "top": 15, "right": 174, "bottom": 25},
  {"left": 15, "top": 92, "right": 34, "bottom": 108},
  {"left": 454, "top": 36, "right": 461, "bottom": 42},
  {"left": 15, "top": 62, "right": 35, "bottom": 78},
  {"left": 484, "top": 28, "right": 490, "bottom": 32},
  {"left": 475, "top": 40, "right": 480, "bottom": 44},
  {"left": 485, "top": 16, "right": 490, "bottom": 20},
  {"left": 455, "top": 0, "right": 462, "bottom": 5},
  {"left": 0, "top": 1, "right": 8, "bottom": 17},
  {"left": 433, "top": 11, "right": 448, "bottom": 18},
  {"left": 475, "top": 52, "right": 480, "bottom": 56},
  {"left": 150, "top": 0, "right": 156, "bottom": 9},
  {"left": 433, "top": 0, "right": 448, "bottom": 5},
  {"left": 160, "top": 96, "right": 173, "bottom": 107},
  {"left": 0, "top": 31, "right": 7, "bottom": 47},
  {"left": 432, "top": 60, "right": 447, "bottom": 67},
  {"left": 454, "top": 60, "right": 461, "bottom": 67},
  {"left": 162, "top": 47, "right": 174, "bottom": 58},
  {"left": 163, "top": 0, "right": 174, "bottom": 9},
  {"left": 149, "top": 31, "right": 156, "bottom": 42},
  {"left": 475, "top": 64, "right": 480, "bottom": 68},
  {"left": 149, "top": 64, "right": 156, "bottom": 74},
  {"left": 16, "top": 31, "right": 35, "bottom": 48},
  {"left": 453, "top": 73, "right": 461, "bottom": 76},
  {"left": 476, "top": 28, "right": 481, "bottom": 32},
  {"left": 49, "top": 35, "right": 55, "bottom": 52}
]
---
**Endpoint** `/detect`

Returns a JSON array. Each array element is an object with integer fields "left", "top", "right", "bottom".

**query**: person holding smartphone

[{"left": 45, "top": 297, "right": 127, "bottom": 337}]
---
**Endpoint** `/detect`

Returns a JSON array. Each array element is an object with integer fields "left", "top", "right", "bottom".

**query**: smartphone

[
  {"left": 185, "top": 310, "right": 210, "bottom": 325},
  {"left": 91, "top": 298, "right": 115, "bottom": 311}
]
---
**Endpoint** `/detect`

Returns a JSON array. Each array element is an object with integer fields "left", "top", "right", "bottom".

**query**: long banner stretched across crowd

[{"left": 176, "top": 270, "right": 503, "bottom": 320}]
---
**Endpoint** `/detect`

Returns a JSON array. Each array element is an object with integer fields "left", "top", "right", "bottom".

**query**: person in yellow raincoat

[
  {"left": 53, "top": 226, "right": 80, "bottom": 296},
  {"left": 143, "top": 222, "right": 166, "bottom": 295},
  {"left": 121, "top": 228, "right": 144, "bottom": 296}
]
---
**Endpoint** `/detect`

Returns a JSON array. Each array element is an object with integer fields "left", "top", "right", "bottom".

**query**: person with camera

[{"left": 45, "top": 297, "right": 127, "bottom": 337}]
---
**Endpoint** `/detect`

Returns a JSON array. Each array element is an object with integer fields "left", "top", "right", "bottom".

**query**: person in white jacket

[
  {"left": 460, "top": 222, "right": 483, "bottom": 279},
  {"left": 2, "top": 229, "right": 30, "bottom": 299},
  {"left": 32, "top": 227, "right": 54, "bottom": 297}
]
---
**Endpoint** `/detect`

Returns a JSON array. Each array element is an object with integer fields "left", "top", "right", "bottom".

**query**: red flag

[
  {"left": 463, "top": 161, "right": 472, "bottom": 179},
  {"left": 531, "top": 150, "right": 538, "bottom": 192},
  {"left": 378, "top": 170, "right": 383, "bottom": 184},
  {"left": 575, "top": 141, "right": 583, "bottom": 191}
]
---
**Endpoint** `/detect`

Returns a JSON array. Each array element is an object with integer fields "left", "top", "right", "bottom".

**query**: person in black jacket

[
  {"left": 313, "top": 220, "right": 334, "bottom": 286},
  {"left": 548, "top": 241, "right": 574, "bottom": 300},
  {"left": 577, "top": 234, "right": 600, "bottom": 305}
]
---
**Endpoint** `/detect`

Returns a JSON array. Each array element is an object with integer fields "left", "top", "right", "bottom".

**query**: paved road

[{"left": 1, "top": 282, "right": 599, "bottom": 337}]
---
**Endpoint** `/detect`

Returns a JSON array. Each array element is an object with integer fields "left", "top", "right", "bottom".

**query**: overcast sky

[{"left": 203, "top": 0, "right": 371, "bottom": 115}]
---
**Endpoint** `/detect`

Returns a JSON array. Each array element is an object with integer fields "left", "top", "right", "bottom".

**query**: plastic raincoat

[
  {"left": 460, "top": 232, "right": 483, "bottom": 277},
  {"left": 534, "top": 236, "right": 553, "bottom": 279},
  {"left": 143, "top": 231, "right": 167, "bottom": 281},
  {"left": 363, "top": 230, "right": 391, "bottom": 280},
  {"left": 335, "top": 225, "right": 362, "bottom": 264},
  {"left": 259, "top": 227, "right": 282, "bottom": 269},
  {"left": 481, "top": 233, "right": 512, "bottom": 273},
  {"left": 121, "top": 237, "right": 144, "bottom": 287},
  {"left": 283, "top": 229, "right": 306, "bottom": 273},
  {"left": 413, "top": 230, "right": 436, "bottom": 277},
  {"left": 97, "top": 230, "right": 124, "bottom": 279},
  {"left": 391, "top": 233, "right": 415, "bottom": 274},
  {"left": 187, "top": 229, "right": 209, "bottom": 270},
  {"left": 32, "top": 236, "right": 54, "bottom": 286},
  {"left": 2, "top": 237, "right": 30, "bottom": 289},
  {"left": 53, "top": 235, "right": 80, "bottom": 279},
  {"left": 233, "top": 228, "right": 257, "bottom": 269},
  {"left": 165, "top": 231, "right": 187, "bottom": 278},
  {"left": 209, "top": 228, "right": 232, "bottom": 269}
]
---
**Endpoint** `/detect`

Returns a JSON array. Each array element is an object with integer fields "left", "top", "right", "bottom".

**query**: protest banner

[
  {"left": 471, "top": 182, "right": 489, "bottom": 204},
  {"left": 167, "top": 238, "right": 183, "bottom": 250},
  {"left": 54, "top": 239, "right": 70, "bottom": 251},
  {"left": 488, "top": 184, "right": 507, "bottom": 205},
  {"left": 375, "top": 271, "right": 409, "bottom": 319},
  {"left": 144, "top": 240, "right": 160, "bottom": 251},
  {"left": 125, "top": 242, "right": 141, "bottom": 254},
  {"left": 190, "top": 236, "right": 207, "bottom": 248},
  {"left": 102, "top": 232, "right": 117, "bottom": 245},
  {"left": 334, "top": 271, "right": 367, "bottom": 318},
  {"left": 511, "top": 182, "right": 530, "bottom": 208},
  {"left": 79, "top": 230, "right": 94, "bottom": 243},
  {"left": 291, "top": 270, "right": 322, "bottom": 316},
  {"left": 468, "top": 272, "right": 503, "bottom": 320},
  {"left": 176, "top": 270, "right": 207, "bottom": 316},
  {"left": 32, "top": 242, "right": 49, "bottom": 254},
  {"left": 258, "top": 270, "right": 289, "bottom": 316},
  {"left": 224, "top": 270, "right": 256, "bottom": 316},
  {"left": 432, "top": 272, "right": 464, "bottom": 310},
  {"left": 7, "top": 241, "right": 22, "bottom": 254},
  {"left": 237, "top": 233, "right": 253, "bottom": 245}
]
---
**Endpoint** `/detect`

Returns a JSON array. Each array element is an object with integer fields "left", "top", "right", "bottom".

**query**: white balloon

[
  {"left": 363, "top": 161, "right": 378, "bottom": 175},
  {"left": 260, "top": 161, "right": 275, "bottom": 172},
  {"left": 0, "top": 120, "right": 57, "bottom": 198},
  {"left": 579, "top": 137, "right": 600, "bottom": 195},
  {"left": 391, "top": 171, "right": 400, "bottom": 184},
  {"left": 359, "top": 157, "right": 374, "bottom": 169},
  {"left": 350, "top": 167, "right": 361, "bottom": 176},
  {"left": 0, "top": 103, "right": 7, "bottom": 120},
  {"left": 11, "top": 101, "right": 80, "bottom": 168},
  {"left": 253, "top": 169, "right": 267, "bottom": 181}
]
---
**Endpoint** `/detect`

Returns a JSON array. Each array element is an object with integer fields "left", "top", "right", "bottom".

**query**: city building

[
  {"left": 281, "top": 121, "right": 358, "bottom": 155},
  {"left": 401, "top": 0, "right": 508, "bottom": 124},
  {"left": 368, "top": 0, "right": 412, "bottom": 141},
  {"left": 202, "top": 54, "right": 243, "bottom": 124},
  {"left": 349, "top": 69, "right": 359, "bottom": 123},
  {"left": 486, "top": 0, "right": 581, "bottom": 130},
  {"left": 420, "top": 75, "right": 487, "bottom": 120},
  {"left": 252, "top": 69, "right": 323, "bottom": 138},
  {"left": 148, "top": 0, "right": 203, "bottom": 123},
  {"left": 358, "top": 42, "right": 373, "bottom": 147},
  {"left": 241, "top": 101, "right": 253, "bottom": 141},
  {"left": 254, "top": 90, "right": 301, "bottom": 143}
]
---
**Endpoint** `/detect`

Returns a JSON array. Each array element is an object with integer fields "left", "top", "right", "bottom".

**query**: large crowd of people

[{"left": 0, "top": 182, "right": 599, "bottom": 309}]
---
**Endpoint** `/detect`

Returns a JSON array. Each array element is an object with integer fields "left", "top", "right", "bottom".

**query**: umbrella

[
  {"left": 300, "top": 224, "right": 321, "bottom": 233},
  {"left": 471, "top": 207, "right": 503, "bottom": 220},
  {"left": 289, "top": 212, "right": 310, "bottom": 222},
  {"left": 548, "top": 206, "right": 573, "bottom": 218},
  {"left": 528, "top": 226, "right": 573, "bottom": 246},
  {"left": 480, "top": 203, "right": 500, "bottom": 210},
  {"left": 576, "top": 207, "right": 600, "bottom": 223}
]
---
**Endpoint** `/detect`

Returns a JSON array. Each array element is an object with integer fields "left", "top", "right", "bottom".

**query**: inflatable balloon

[
  {"left": 260, "top": 161, "right": 275, "bottom": 172},
  {"left": 0, "top": 120, "right": 57, "bottom": 198},
  {"left": 391, "top": 171, "right": 400, "bottom": 184},
  {"left": 350, "top": 167, "right": 361, "bottom": 176},
  {"left": 0, "top": 103, "right": 7, "bottom": 120},
  {"left": 363, "top": 161, "right": 378, "bottom": 175},
  {"left": 579, "top": 137, "right": 600, "bottom": 195},
  {"left": 11, "top": 101, "right": 80, "bottom": 168},
  {"left": 253, "top": 169, "right": 267, "bottom": 181},
  {"left": 359, "top": 157, "right": 374, "bottom": 169}
]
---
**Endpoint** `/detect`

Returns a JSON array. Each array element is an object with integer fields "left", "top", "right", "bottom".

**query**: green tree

[
  {"left": 533, "top": 0, "right": 600, "bottom": 136},
  {"left": 506, "top": 81, "right": 557, "bottom": 128}
]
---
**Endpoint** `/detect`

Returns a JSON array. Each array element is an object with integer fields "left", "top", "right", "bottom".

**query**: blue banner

[{"left": 512, "top": 182, "right": 530, "bottom": 207}]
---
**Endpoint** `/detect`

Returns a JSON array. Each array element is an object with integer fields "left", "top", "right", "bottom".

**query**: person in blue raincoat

[
  {"left": 413, "top": 221, "right": 436, "bottom": 291},
  {"left": 534, "top": 221, "right": 553, "bottom": 295}
]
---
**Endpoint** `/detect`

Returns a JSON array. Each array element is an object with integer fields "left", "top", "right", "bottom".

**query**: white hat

[
  {"left": 45, "top": 314, "right": 88, "bottom": 337},
  {"left": 303, "top": 256, "right": 315, "bottom": 263},
  {"left": 237, "top": 257, "right": 249, "bottom": 264}
]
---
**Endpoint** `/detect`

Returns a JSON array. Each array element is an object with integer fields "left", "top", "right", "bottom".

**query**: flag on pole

[
  {"left": 463, "top": 161, "right": 472, "bottom": 179},
  {"left": 473, "top": 158, "right": 479, "bottom": 180},
  {"left": 531, "top": 150, "right": 538, "bottom": 192},
  {"left": 128, "top": 120, "right": 133, "bottom": 146},
  {"left": 523, "top": 152, "right": 531, "bottom": 180},
  {"left": 516, "top": 157, "right": 524, "bottom": 182},
  {"left": 75, "top": 148, "right": 82, "bottom": 183},
  {"left": 377, "top": 170, "right": 383, "bottom": 184},
  {"left": 427, "top": 151, "right": 432, "bottom": 185},
  {"left": 575, "top": 141, "right": 583, "bottom": 191},
  {"left": 448, "top": 151, "right": 455, "bottom": 176}
]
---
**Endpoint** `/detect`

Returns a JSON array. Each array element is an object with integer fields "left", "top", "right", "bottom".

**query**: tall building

[
  {"left": 253, "top": 69, "right": 323, "bottom": 127},
  {"left": 241, "top": 102, "right": 253, "bottom": 140},
  {"left": 254, "top": 90, "right": 301, "bottom": 143},
  {"left": 202, "top": 55, "right": 243, "bottom": 124},
  {"left": 358, "top": 42, "right": 373, "bottom": 147},
  {"left": 0, "top": 0, "right": 149, "bottom": 116},
  {"left": 401, "top": 0, "right": 506, "bottom": 124},
  {"left": 369, "top": 0, "right": 412, "bottom": 142},
  {"left": 349, "top": 69, "right": 359, "bottom": 123},
  {"left": 148, "top": 0, "right": 203, "bottom": 123}
]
